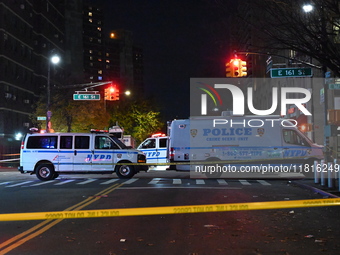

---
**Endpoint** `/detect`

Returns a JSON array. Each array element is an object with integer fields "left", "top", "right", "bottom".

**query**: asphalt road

[{"left": 0, "top": 169, "right": 340, "bottom": 255}]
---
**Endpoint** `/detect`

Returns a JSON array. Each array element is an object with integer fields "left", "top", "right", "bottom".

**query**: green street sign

[
  {"left": 328, "top": 84, "right": 340, "bottom": 90},
  {"left": 270, "top": 68, "right": 312, "bottom": 78},
  {"left": 73, "top": 94, "right": 100, "bottom": 100},
  {"left": 37, "top": 116, "right": 46, "bottom": 121}
]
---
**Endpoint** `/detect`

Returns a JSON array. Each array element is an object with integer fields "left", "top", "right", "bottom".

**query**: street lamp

[
  {"left": 46, "top": 54, "right": 60, "bottom": 133},
  {"left": 302, "top": 4, "right": 313, "bottom": 13}
]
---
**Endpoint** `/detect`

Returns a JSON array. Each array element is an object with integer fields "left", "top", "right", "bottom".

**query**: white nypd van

[
  {"left": 18, "top": 129, "right": 147, "bottom": 181},
  {"left": 167, "top": 115, "right": 324, "bottom": 177}
]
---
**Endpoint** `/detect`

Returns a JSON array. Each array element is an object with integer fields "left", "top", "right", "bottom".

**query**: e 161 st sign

[
  {"left": 270, "top": 68, "right": 312, "bottom": 78},
  {"left": 73, "top": 94, "right": 100, "bottom": 100}
]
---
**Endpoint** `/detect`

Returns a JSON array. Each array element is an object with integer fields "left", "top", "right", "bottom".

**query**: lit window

[
  {"left": 88, "top": 12, "right": 92, "bottom": 16},
  {"left": 89, "top": 18, "right": 92, "bottom": 23},
  {"left": 110, "top": 33, "right": 115, "bottom": 38},
  {"left": 89, "top": 50, "right": 93, "bottom": 54},
  {"left": 106, "top": 60, "right": 110, "bottom": 63},
  {"left": 98, "top": 70, "right": 102, "bottom": 74},
  {"left": 98, "top": 58, "right": 102, "bottom": 62},
  {"left": 97, "top": 27, "right": 101, "bottom": 31}
]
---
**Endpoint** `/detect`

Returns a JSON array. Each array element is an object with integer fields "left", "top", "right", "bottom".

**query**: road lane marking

[
  {"left": 173, "top": 179, "right": 182, "bottom": 184},
  {"left": 100, "top": 179, "right": 119, "bottom": 185},
  {"left": 30, "top": 180, "right": 55, "bottom": 186},
  {"left": 54, "top": 180, "right": 75, "bottom": 185},
  {"left": 257, "top": 180, "right": 271, "bottom": 186},
  {"left": 217, "top": 179, "right": 228, "bottom": 185},
  {"left": 148, "top": 178, "right": 161, "bottom": 184},
  {"left": 123, "top": 178, "right": 138, "bottom": 184},
  {"left": 118, "top": 186, "right": 241, "bottom": 190},
  {"left": 195, "top": 180, "right": 205, "bottom": 185},
  {"left": 239, "top": 180, "right": 251, "bottom": 185},
  {"left": 6, "top": 181, "right": 34, "bottom": 188},
  {"left": 76, "top": 179, "right": 97, "bottom": 185},
  {"left": 0, "top": 183, "right": 124, "bottom": 255}
]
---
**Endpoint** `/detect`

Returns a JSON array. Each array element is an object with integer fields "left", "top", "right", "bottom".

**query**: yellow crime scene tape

[{"left": 0, "top": 198, "right": 339, "bottom": 222}]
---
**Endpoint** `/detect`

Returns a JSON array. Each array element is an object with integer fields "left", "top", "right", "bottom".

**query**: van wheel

[
  {"left": 116, "top": 163, "right": 135, "bottom": 179},
  {"left": 205, "top": 158, "right": 222, "bottom": 178},
  {"left": 303, "top": 159, "right": 316, "bottom": 178},
  {"left": 36, "top": 164, "right": 55, "bottom": 181}
]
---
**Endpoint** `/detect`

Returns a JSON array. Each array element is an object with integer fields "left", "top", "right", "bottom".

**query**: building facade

[
  {"left": 0, "top": 0, "right": 65, "bottom": 158},
  {"left": 0, "top": 0, "right": 144, "bottom": 159}
]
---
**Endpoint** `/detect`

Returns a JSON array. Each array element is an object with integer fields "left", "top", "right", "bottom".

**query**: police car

[
  {"left": 18, "top": 129, "right": 147, "bottom": 181},
  {"left": 137, "top": 133, "right": 168, "bottom": 170}
]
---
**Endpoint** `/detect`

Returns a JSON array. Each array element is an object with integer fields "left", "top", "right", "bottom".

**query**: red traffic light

[{"left": 232, "top": 59, "right": 240, "bottom": 66}]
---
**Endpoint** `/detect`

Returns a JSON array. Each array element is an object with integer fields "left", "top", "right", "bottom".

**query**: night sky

[{"left": 94, "top": 0, "right": 233, "bottom": 120}]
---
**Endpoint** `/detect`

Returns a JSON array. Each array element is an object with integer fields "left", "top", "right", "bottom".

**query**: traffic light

[
  {"left": 232, "top": 59, "right": 240, "bottom": 77},
  {"left": 226, "top": 59, "right": 247, "bottom": 77},
  {"left": 226, "top": 59, "right": 240, "bottom": 77},
  {"left": 104, "top": 86, "right": 116, "bottom": 101},
  {"left": 240, "top": 60, "right": 247, "bottom": 77},
  {"left": 104, "top": 88, "right": 109, "bottom": 100},
  {"left": 109, "top": 87, "right": 116, "bottom": 100},
  {"left": 104, "top": 86, "right": 120, "bottom": 101},
  {"left": 226, "top": 62, "right": 232, "bottom": 77},
  {"left": 115, "top": 88, "right": 120, "bottom": 101}
]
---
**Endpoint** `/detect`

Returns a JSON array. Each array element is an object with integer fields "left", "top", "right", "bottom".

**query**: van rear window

[{"left": 27, "top": 136, "right": 58, "bottom": 149}]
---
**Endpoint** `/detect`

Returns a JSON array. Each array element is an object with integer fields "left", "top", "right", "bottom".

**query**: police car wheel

[
  {"left": 204, "top": 158, "right": 222, "bottom": 178},
  {"left": 116, "top": 163, "right": 135, "bottom": 179},
  {"left": 36, "top": 164, "right": 55, "bottom": 181}
]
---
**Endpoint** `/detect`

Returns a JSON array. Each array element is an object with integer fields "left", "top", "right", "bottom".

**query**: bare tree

[{"left": 222, "top": 0, "right": 340, "bottom": 75}]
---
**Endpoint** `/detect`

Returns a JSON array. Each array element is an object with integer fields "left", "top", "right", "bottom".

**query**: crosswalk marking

[
  {"left": 54, "top": 180, "right": 75, "bottom": 185},
  {"left": 148, "top": 178, "right": 162, "bottom": 185},
  {"left": 124, "top": 178, "right": 138, "bottom": 184},
  {"left": 6, "top": 181, "right": 34, "bottom": 187},
  {"left": 100, "top": 179, "right": 119, "bottom": 185},
  {"left": 31, "top": 180, "right": 56, "bottom": 186},
  {"left": 217, "top": 179, "right": 228, "bottom": 185},
  {"left": 196, "top": 180, "right": 205, "bottom": 185},
  {"left": 173, "top": 179, "right": 182, "bottom": 184},
  {"left": 77, "top": 179, "right": 97, "bottom": 185},
  {"left": 257, "top": 180, "right": 271, "bottom": 186},
  {"left": 1, "top": 178, "right": 275, "bottom": 188},
  {"left": 239, "top": 180, "right": 251, "bottom": 185}
]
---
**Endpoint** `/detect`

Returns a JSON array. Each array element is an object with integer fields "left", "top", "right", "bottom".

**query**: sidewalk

[{"left": 0, "top": 167, "right": 17, "bottom": 172}]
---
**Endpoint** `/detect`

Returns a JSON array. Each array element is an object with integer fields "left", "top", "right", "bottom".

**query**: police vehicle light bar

[{"left": 90, "top": 129, "right": 109, "bottom": 134}]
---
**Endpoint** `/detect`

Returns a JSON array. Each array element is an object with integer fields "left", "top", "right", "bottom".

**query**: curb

[{"left": 291, "top": 180, "right": 340, "bottom": 198}]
